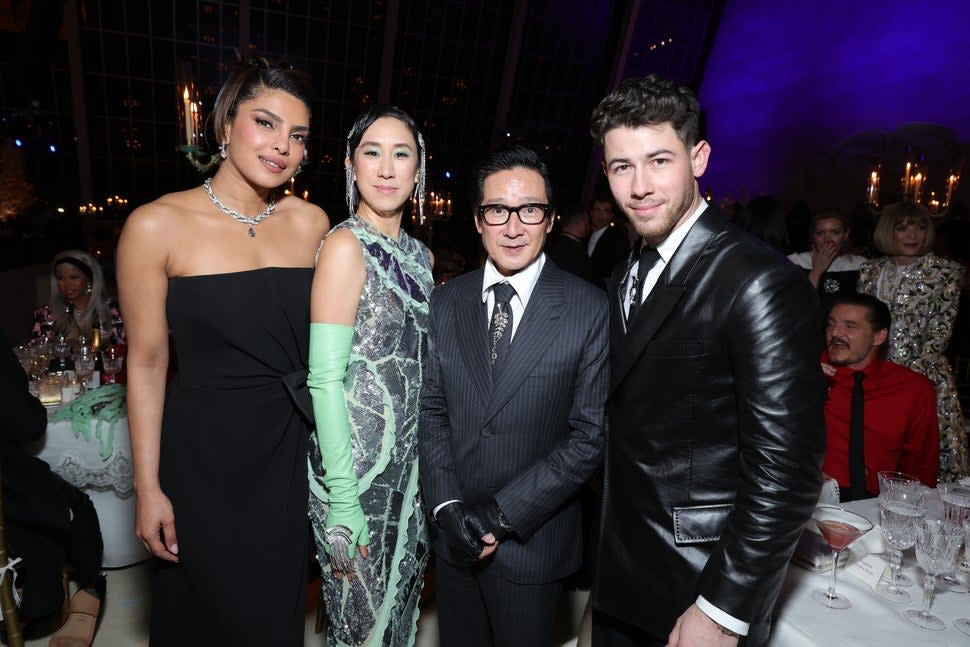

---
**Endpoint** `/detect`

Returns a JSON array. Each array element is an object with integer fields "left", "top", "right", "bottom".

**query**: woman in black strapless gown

[{"left": 117, "top": 58, "right": 329, "bottom": 646}]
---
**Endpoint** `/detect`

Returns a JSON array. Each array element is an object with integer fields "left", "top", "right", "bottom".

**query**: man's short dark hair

[
  {"left": 590, "top": 74, "right": 701, "bottom": 149},
  {"left": 831, "top": 293, "right": 892, "bottom": 332},
  {"left": 471, "top": 145, "right": 554, "bottom": 215}
]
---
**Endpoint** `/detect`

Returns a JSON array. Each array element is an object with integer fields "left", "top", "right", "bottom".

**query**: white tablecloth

[
  {"left": 28, "top": 411, "right": 149, "bottom": 568},
  {"left": 768, "top": 495, "right": 970, "bottom": 647}
]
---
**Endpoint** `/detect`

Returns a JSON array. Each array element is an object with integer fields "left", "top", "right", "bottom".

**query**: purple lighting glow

[{"left": 698, "top": 1, "right": 970, "bottom": 207}]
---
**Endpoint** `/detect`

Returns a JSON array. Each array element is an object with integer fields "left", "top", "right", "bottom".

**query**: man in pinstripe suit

[{"left": 419, "top": 146, "right": 609, "bottom": 647}]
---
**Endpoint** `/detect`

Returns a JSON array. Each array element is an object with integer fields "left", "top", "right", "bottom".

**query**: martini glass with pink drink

[{"left": 810, "top": 504, "right": 874, "bottom": 609}]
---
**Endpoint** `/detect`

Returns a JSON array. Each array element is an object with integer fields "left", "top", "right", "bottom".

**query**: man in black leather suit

[{"left": 589, "top": 75, "right": 826, "bottom": 646}]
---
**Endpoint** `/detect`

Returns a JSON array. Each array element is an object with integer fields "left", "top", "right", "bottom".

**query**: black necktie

[
  {"left": 848, "top": 371, "right": 867, "bottom": 501},
  {"left": 488, "top": 283, "right": 516, "bottom": 372},
  {"left": 627, "top": 245, "right": 661, "bottom": 325}
]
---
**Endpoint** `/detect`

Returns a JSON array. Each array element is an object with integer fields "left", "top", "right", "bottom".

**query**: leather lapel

[
  {"left": 484, "top": 263, "right": 566, "bottom": 424},
  {"left": 455, "top": 272, "right": 492, "bottom": 403},
  {"left": 610, "top": 206, "right": 725, "bottom": 392}
]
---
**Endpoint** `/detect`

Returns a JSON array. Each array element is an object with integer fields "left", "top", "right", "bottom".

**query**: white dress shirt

[
  {"left": 587, "top": 226, "right": 608, "bottom": 256},
  {"left": 621, "top": 201, "right": 707, "bottom": 329},
  {"left": 480, "top": 253, "right": 546, "bottom": 340}
]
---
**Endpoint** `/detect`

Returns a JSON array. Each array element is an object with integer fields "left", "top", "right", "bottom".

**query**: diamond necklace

[{"left": 203, "top": 178, "right": 276, "bottom": 237}]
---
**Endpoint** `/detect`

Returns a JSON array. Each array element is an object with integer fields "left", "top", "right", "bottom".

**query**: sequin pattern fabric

[
  {"left": 309, "top": 216, "right": 433, "bottom": 647},
  {"left": 858, "top": 254, "right": 968, "bottom": 482}
]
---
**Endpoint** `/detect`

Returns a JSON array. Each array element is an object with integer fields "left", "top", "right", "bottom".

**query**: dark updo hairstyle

[
  {"left": 344, "top": 104, "right": 426, "bottom": 216},
  {"left": 209, "top": 56, "right": 312, "bottom": 147}
]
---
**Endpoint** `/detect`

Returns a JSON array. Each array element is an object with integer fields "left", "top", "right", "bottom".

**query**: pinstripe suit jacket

[{"left": 419, "top": 259, "right": 608, "bottom": 584}]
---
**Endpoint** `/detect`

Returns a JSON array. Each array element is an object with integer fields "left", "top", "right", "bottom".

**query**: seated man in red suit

[{"left": 822, "top": 293, "right": 939, "bottom": 499}]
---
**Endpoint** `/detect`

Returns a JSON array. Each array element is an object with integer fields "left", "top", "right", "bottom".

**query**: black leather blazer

[{"left": 594, "top": 205, "right": 826, "bottom": 646}]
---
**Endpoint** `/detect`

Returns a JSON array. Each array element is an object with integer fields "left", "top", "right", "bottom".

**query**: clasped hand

[{"left": 437, "top": 502, "right": 506, "bottom": 561}]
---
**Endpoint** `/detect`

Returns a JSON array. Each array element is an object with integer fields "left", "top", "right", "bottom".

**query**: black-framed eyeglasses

[{"left": 477, "top": 203, "right": 552, "bottom": 226}]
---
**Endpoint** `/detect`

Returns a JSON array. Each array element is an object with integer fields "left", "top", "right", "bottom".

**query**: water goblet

[
  {"left": 13, "top": 344, "right": 33, "bottom": 374},
  {"left": 30, "top": 341, "right": 51, "bottom": 381},
  {"left": 904, "top": 518, "right": 963, "bottom": 630},
  {"left": 810, "top": 504, "right": 874, "bottom": 610},
  {"left": 936, "top": 482, "right": 970, "bottom": 592},
  {"left": 875, "top": 500, "right": 923, "bottom": 603},
  {"left": 955, "top": 519, "right": 970, "bottom": 637},
  {"left": 101, "top": 345, "right": 124, "bottom": 384},
  {"left": 877, "top": 470, "right": 926, "bottom": 587},
  {"left": 74, "top": 354, "right": 96, "bottom": 393}
]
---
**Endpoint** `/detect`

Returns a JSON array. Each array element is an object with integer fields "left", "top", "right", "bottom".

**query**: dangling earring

[
  {"left": 345, "top": 140, "right": 358, "bottom": 215},
  {"left": 219, "top": 141, "right": 228, "bottom": 160},
  {"left": 415, "top": 132, "right": 427, "bottom": 225},
  {"left": 85, "top": 284, "right": 92, "bottom": 295}
]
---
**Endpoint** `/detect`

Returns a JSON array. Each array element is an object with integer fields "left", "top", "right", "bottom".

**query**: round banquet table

[{"left": 26, "top": 406, "right": 149, "bottom": 568}]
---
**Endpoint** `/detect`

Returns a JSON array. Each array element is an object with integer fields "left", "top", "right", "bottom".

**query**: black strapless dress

[{"left": 151, "top": 268, "right": 313, "bottom": 646}]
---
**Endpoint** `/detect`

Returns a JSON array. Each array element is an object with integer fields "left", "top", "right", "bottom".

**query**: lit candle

[
  {"left": 867, "top": 170, "right": 880, "bottom": 206},
  {"left": 183, "top": 87, "right": 193, "bottom": 145},
  {"left": 903, "top": 161, "right": 911, "bottom": 193}
]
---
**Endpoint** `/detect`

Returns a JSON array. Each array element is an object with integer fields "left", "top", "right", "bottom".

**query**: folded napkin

[{"left": 818, "top": 477, "right": 840, "bottom": 505}]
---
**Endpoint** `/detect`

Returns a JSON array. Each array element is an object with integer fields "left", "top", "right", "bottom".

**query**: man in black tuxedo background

[
  {"left": 586, "top": 196, "right": 629, "bottom": 285},
  {"left": 590, "top": 76, "right": 826, "bottom": 647},
  {"left": 419, "top": 146, "right": 609, "bottom": 647}
]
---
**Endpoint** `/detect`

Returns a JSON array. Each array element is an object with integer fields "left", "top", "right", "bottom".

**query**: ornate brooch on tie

[{"left": 489, "top": 304, "right": 510, "bottom": 365}]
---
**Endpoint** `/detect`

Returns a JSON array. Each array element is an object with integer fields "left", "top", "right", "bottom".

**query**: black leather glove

[
  {"left": 465, "top": 499, "right": 512, "bottom": 542},
  {"left": 436, "top": 502, "right": 485, "bottom": 561}
]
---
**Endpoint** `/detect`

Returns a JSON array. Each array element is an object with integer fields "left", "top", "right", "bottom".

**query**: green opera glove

[{"left": 308, "top": 322, "right": 370, "bottom": 559}]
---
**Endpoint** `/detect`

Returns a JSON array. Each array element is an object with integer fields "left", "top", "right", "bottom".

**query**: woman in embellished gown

[
  {"left": 116, "top": 58, "right": 329, "bottom": 645},
  {"left": 858, "top": 202, "right": 968, "bottom": 483},
  {"left": 308, "top": 105, "right": 433, "bottom": 647}
]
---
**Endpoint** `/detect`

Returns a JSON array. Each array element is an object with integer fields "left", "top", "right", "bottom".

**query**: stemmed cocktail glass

[{"left": 810, "top": 504, "right": 873, "bottom": 609}]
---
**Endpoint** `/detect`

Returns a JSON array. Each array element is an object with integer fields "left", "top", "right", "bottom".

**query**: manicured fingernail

[{"left": 170, "top": 544, "right": 179, "bottom": 555}]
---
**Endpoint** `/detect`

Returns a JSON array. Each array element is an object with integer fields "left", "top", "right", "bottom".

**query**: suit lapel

[
  {"left": 610, "top": 206, "right": 725, "bottom": 393},
  {"left": 484, "top": 263, "right": 566, "bottom": 424},
  {"left": 455, "top": 273, "right": 492, "bottom": 403}
]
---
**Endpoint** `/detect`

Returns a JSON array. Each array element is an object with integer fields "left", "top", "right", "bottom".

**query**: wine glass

[
  {"left": 74, "top": 353, "right": 96, "bottom": 394},
  {"left": 102, "top": 345, "right": 124, "bottom": 384},
  {"left": 936, "top": 482, "right": 970, "bottom": 592},
  {"left": 904, "top": 518, "right": 963, "bottom": 630},
  {"left": 955, "top": 518, "right": 970, "bottom": 637},
  {"left": 875, "top": 499, "right": 923, "bottom": 603},
  {"left": 877, "top": 470, "right": 927, "bottom": 588},
  {"left": 810, "top": 504, "right": 874, "bottom": 609}
]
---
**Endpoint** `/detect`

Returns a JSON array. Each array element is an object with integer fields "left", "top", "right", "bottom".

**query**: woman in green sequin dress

[{"left": 308, "top": 105, "right": 433, "bottom": 647}]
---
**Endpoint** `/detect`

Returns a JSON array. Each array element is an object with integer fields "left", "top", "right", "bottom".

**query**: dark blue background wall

[{"left": 698, "top": 0, "right": 970, "bottom": 209}]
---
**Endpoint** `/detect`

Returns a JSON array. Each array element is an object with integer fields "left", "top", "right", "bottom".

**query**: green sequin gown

[{"left": 309, "top": 216, "right": 433, "bottom": 647}]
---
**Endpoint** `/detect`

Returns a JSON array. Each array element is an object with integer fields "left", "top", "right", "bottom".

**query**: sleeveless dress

[
  {"left": 309, "top": 216, "right": 433, "bottom": 647},
  {"left": 152, "top": 267, "right": 314, "bottom": 646}
]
